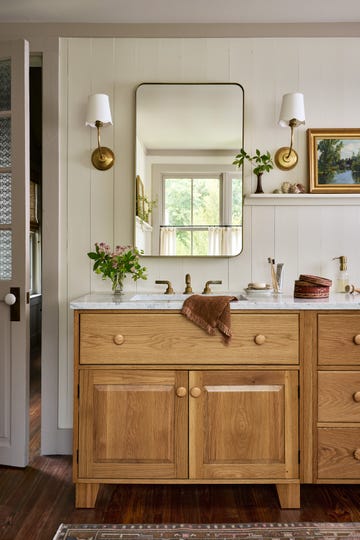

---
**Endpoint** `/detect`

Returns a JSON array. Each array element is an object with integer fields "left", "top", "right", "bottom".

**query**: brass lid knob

[
  {"left": 113, "top": 334, "right": 125, "bottom": 345},
  {"left": 254, "top": 334, "right": 266, "bottom": 345}
]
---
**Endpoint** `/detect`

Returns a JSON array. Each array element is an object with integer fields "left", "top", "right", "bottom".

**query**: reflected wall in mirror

[{"left": 135, "top": 83, "right": 244, "bottom": 257}]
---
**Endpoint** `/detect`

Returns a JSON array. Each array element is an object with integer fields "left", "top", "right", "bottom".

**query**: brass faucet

[
  {"left": 155, "top": 280, "right": 175, "bottom": 294},
  {"left": 202, "top": 280, "right": 222, "bottom": 294},
  {"left": 183, "top": 273, "right": 193, "bottom": 294}
]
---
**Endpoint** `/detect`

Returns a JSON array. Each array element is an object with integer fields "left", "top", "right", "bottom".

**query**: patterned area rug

[{"left": 52, "top": 523, "right": 360, "bottom": 539}]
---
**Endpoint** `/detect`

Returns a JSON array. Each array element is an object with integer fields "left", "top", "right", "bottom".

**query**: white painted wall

[{"left": 60, "top": 36, "right": 360, "bottom": 433}]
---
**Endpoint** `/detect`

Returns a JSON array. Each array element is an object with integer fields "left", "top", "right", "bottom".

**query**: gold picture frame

[
  {"left": 308, "top": 128, "right": 360, "bottom": 193},
  {"left": 136, "top": 175, "right": 145, "bottom": 218}
]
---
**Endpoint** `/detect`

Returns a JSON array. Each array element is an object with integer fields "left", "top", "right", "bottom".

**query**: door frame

[{"left": 30, "top": 37, "right": 72, "bottom": 454}]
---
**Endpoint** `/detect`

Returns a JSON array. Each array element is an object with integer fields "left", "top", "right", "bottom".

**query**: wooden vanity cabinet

[
  {"left": 73, "top": 310, "right": 300, "bottom": 509},
  {"left": 315, "top": 312, "right": 360, "bottom": 482}
]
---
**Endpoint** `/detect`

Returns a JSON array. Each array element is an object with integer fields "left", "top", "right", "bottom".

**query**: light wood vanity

[{"left": 71, "top": 295, "right": 360, "bottom": 509}]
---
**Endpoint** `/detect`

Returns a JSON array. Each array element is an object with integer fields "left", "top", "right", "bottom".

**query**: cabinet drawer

[
  {"left": 318, "top": 314, "right": 360, "bottom": 365},
  {"left": 78, "top": 312, "right": 299, "bottom": 365},
  {"left": 318, "top": 428, "right": 360, "bottom": 479},
  {"left": 318, "top": 371, "right": 360, "bottom": 422}
]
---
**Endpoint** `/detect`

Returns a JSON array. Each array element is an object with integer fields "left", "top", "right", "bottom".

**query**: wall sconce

[
  {"left": 274, "top": 92, "right": 305, "bottom": 170},
  {"left": 85, "top": 93, "right": 114, "bottom": 171}
]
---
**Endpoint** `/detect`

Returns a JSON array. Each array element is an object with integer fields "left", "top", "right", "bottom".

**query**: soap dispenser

[{"left": 333, "top": 256, "right": 349, "bottom": 293}]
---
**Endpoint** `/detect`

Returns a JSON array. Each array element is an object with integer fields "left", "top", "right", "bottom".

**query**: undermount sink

[{"left": 130, "top": 293, "right": 248, "bottom": 302}]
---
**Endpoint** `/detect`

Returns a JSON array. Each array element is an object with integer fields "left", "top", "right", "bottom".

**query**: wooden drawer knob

[
  {"left": 113, "top": 334, "right": 125, "bottom": 345},
  {"left": 354, "top": 449, "right": 360, "bottom": 461},
  {"left": 353, "top": 391, "right": 360, "bottom": 402},
  {"left": 190, "top": 387, "right": 201, "bottom": 398},
  {"left": 254, "top": 334, "right": 266, "bottom": 345},
  {"left": 353, "top": 334, "right": 360, "bottom": 345},
  {"left": 176, "top": 387, "right": 187, "bottom": 398}
]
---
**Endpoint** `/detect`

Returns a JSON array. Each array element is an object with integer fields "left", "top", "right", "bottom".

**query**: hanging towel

[{"left": 181, "top": 294, "right": 237, "bottom": 343}]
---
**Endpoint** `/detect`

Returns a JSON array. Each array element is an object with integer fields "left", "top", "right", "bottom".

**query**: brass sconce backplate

[
  {"left": 91, "top": 147, "right": 115, "bottom": 171},
  {"left": 274, "top": 146, "right": 298, "bottom": 171}
]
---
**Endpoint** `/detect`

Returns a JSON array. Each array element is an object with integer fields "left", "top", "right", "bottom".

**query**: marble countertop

[{"left": 70, "top": 291, "right": 360, "bottom": 310}]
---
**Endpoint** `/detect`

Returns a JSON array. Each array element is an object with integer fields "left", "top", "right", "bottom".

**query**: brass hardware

[
  {"left": 275, "top": 119, "right": 301, "bottom": 170},
  {"left": 176, "top": 387, "right": 187, "bottom": 398},
  {"left": 183, "top": 273, "right": 193, "bottom": 294},
  {"left": 202, "top": 280, "right": 222, "bottom": 294},
  {"left": 113, "top": 334, "right": 125, "bottom": 345},
  {"left": 91, "top": 121, "right": 115, "bottom": 171},
  {"left": 254, "top": 334, "right": 266, "bottom": 345},
  {"left": 190, "top": 387, "right": 201, "bottom": 398},
  {"left": 346, "top": 284, "right": 360, "bottom": 294},
  {"left": 353, "top": 391, "right": 360, "bottom": 402},
  {"left": 155, "top": 280, "right": 174, "bottom": 294},
  {"left": 354, "top": 448, "right": 360, "bottom": 461},
  {"left": 354, "top": 335, "right": 360, "bottom": 345}
]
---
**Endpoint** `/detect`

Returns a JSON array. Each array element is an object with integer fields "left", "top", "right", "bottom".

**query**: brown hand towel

[{"left": 181, "top": 294, "right": 237, "bottom": 342}]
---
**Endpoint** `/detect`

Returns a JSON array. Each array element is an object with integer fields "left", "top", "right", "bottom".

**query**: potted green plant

[{"left": 233, "top": 148, "right": 274, "bottom": 194}]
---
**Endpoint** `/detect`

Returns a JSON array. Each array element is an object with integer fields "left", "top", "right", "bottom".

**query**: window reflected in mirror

[{"left": 135, "top": 83, "right": 244, "bottom": 257}]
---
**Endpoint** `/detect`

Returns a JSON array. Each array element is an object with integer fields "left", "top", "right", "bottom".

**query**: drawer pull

[
  {"left": 353, "top": 391, "right": 360, "bottom": 403},
  {"left": 354, "top": 449, "right": 360, "bottom": 461},
  {"left": 113, "top": 334, "right": 125, "bottom": 345},
  {"left": 190, "top": 387, "right": 202, "bottom": 398},
  {"left": 254, "top": 334, "right": 266, "bottom": 345},
  {"left": 353, "top": 334, "right": 360, "bottom": 345},
  {"left": 176, "top": 387, "right": 187, "bottom": 398}
]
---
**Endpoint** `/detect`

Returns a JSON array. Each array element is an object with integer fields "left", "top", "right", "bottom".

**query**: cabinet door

[
  {"left": 189, "top": 370, "right": 299, "bottom": 480},
  {"left": 78, "top": 369, "right": 188, "bottom": 479}
]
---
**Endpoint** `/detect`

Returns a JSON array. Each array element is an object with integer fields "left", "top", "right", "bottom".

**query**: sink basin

[{"left": 130, "top": 293, "right": 248, "bottom": 302}]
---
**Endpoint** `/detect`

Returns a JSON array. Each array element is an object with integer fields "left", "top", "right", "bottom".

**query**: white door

[{"left": 0, "top": 40, "right": 30, "bottom": 467}]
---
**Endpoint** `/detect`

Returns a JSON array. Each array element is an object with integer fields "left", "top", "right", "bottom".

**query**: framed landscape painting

[{"left": 308, "top": 128, "right": 360, "bottom": 193}]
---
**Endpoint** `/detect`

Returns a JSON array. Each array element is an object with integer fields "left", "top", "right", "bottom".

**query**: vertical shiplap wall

[{"left": 60, "top": 37, "right": 360, "bottom": 430}]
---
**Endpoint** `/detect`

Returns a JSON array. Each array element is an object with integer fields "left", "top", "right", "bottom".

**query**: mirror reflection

[{"left": 135, "top": 83, "right": 244, "bottom": 257}]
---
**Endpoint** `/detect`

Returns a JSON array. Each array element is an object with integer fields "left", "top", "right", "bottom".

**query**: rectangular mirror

[{"left": 135, "top": 83, "right": 244, "bottom": 257}]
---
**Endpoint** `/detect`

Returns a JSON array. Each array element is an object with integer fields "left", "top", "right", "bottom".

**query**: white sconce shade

[
  {"left": 278, "top": 92, "right": 305, "bottom": 126},
  {"left": 85, "top": 93, "right": 113, "bottom": 127},
  {"left": 275, "top": 92, "right": 305, "bottom": 171},
  {"left": 85, "top": 93, "right": 114, "bottom": 170}
]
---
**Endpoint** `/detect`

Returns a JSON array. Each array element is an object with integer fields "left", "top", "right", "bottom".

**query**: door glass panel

[
  {"left": 0, "top": 173, "right": 11, "bottom": 224},
  {"left": 0, "top": 230, "right": 12, "bottom": 279},
  {"left": 0, "top": 117, "right": 11, "bottom": 168},
  {"left": 0, "top": 57, "right": 12, "bottom": 280},
  {"left": 0, "top": 59, "right": 11, "bottom": 111}
]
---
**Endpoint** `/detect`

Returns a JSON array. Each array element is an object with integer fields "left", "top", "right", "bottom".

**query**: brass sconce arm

[
  {"left": 91, "top": 120, "right": 115, "bottom": 171},
  {"left": 275, "top": 118, "right": 305, "bottom": 171}
]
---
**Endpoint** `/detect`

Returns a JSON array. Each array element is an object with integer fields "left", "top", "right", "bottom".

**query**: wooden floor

[{"left": 2, "top": 351, "right": 360, "bottom": 540}]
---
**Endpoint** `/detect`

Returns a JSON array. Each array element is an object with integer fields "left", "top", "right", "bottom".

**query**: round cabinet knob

[
  {"left": 176, "top": 387, "right": 187, "bottom": 398},
  {"left": 3, "top": 293, "right": 16, "bottom": 306},
  {"left": 254, "top": 334, "right": 266, "bottom": 345},
  {"left": 353, "top": 334, "right": 360, "bottom": 345},
  {"left": 354, "top": 449, "right": 360, "bottom": 461},
  {"left": 113, "top": 334, "right": 125, "bottom": 345},
  {"left": 190, "top": 387, "right": 202, "bottom": 398},
  {"left": 353, "top": 391, "right": 360, "bottom": 403}
]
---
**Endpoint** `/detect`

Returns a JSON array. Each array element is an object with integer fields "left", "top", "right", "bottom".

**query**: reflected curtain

[
  {"left": 208, "top": 226, "right": 242, "bottom": 256},
  {"left": 160, "top": 227, "right": 176, "bottom": 256}
]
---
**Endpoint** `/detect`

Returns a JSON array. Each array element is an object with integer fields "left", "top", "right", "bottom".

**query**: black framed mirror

[{"left": 135, "top": 83, "right": 244, "bottom": 257}]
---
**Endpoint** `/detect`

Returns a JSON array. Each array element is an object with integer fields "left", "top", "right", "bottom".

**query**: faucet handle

[
  {"left": 155, "top": 280, "right": 175, "bottom": 294},
  {"left": 183, "top": 273, "right": 193, "bottom": 294},
  {"left": 202, "top": 280, "right": 222, "bottom": 294}
]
